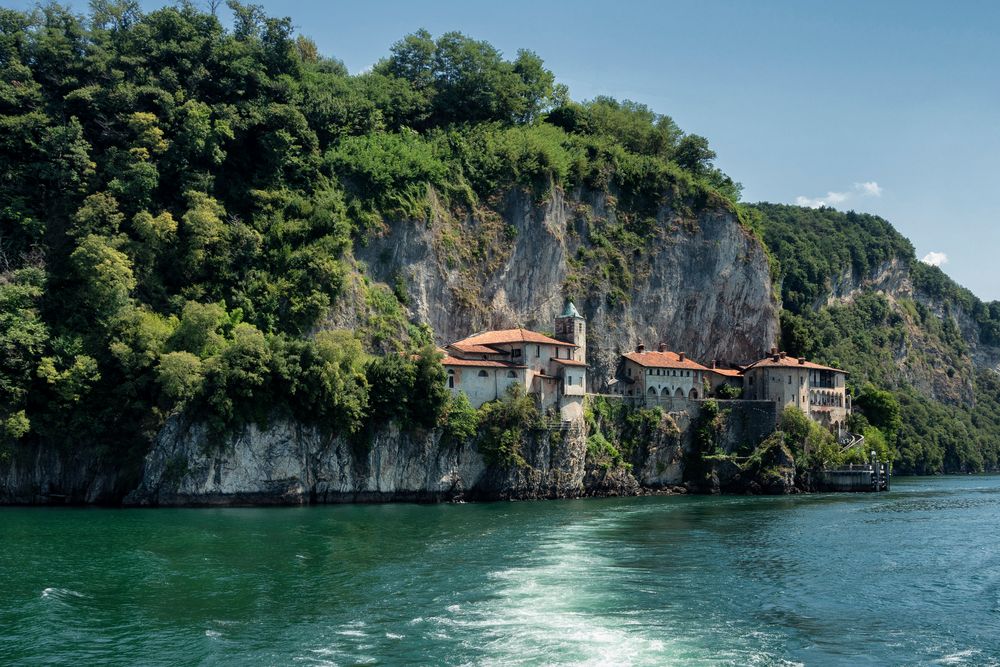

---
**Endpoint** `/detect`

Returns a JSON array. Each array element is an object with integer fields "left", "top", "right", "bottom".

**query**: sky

[{"left": 10, "top": 0, "right": 1000, "bottom": 300}]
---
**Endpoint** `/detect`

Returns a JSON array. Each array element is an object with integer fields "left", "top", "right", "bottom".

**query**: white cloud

[
  {"left": 921, "top": 251, "right": 948, "bottom": 267},
  {"left": 856, "top": 181, "right": 883, "bottom": 197},
  {"left": 796, "top": 191, "right": 848, "bottom": 208},
  {"left": 795, "top": 181, "right": 883, "bottom": 209}
]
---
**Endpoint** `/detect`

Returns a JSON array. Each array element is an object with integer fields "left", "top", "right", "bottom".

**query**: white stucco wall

[
  {"left": 623, "top": 361, "right": 704, "bottom": 399},
  {"left": 447, "top": 366, "right": 527, "bottom": 408}
]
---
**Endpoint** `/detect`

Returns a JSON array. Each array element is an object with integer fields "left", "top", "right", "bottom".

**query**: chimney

[
  {"left": 772, "top": 353, "right": 780, "bottom": 362},
  {"left": 636, "top": 343, "right": 645, "bottom": 353},
  {"left": 798, "top": 357, "right": 806, "bottom": 365},
  {"left": 711, "top": 360, "right": 717, "bottom": 369},
  {"left": 770, "top": 347, "right": 777, "bottom": 355},
  {"left": 658, "top": 342, "right": 667, "bottom": 352},
  {"left": 679, "top": 352, "right": 686, "bottom": 361},
  {"left": 780, "top": 351, "right": 787, "bottom": 359}
]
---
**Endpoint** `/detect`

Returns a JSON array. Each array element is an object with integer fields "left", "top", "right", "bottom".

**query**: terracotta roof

[
  {"left": 622, "top": 350, "right": 710, "bottom": 371},
  {"left": 453, "top": 328, "right": 576, "bottom": 348},
  {"left": 447, "top": 342, "right": 505, "bottom": 355},
  {"left": 551, "top": 358, "right": 588, "bottom": 367},
  {"left": 709, "top": 367, "right": 742, "bottom": 377},
  {"left": 746, "top": 355, "right": 846, "bottom": 373},
  {"left": 441, "top": 355, "right": 525, "bottom": 369}
]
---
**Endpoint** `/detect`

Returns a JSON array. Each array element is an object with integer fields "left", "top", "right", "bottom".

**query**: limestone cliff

[
  {"left": 0, "top": 444, "right": 132, "bottom": 505},
  {"left": 126, "top": 398, "right": 778, "bottom": 506},
  {"left": 126, "top": 417, "right": 620, "bottom": 506},
  {"left": 813, "top": 257, "right": 1000, "bottom": 406},
  {"left": 350, "top": 187, "right": 779, "bottom": 384}
]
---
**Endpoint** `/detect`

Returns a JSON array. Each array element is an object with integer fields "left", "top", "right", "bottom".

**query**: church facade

[{"left": 440, "top": 302, "right": 587, "bottom": 421}]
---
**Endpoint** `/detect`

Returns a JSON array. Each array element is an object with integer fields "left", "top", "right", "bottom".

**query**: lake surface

[{"left": 2, "top": 476, "right": 999, "bottom": 666}]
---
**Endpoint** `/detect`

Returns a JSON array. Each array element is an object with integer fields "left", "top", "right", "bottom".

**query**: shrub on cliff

[
  {"left": 477, "top": 385, "right": 539, "bottom": 467},
  {"left": 441, "top": 392, "right": 478, "bottom": 443}
]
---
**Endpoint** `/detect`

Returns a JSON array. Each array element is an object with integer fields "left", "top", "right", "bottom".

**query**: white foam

[
  {"left": 40, "top": 587, "right": 85, "bottom": 599},
  {"left": 935, "top": 649, "right": 982, "bottom": 665},
  {"left": 335, "top": 629, "right": 367, "bottom": 637}
]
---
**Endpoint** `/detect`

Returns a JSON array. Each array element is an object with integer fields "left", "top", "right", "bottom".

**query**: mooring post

[{"left": 869, "top": 450, "right": 875, "bottom": 492}]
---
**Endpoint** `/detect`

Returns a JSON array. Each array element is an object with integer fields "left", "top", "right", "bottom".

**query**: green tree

[
  {"left": 365, "top": 353, "right": 416, "bottom": 423},
  {"left": 156, "top": 351, "right": 204, "bottom": 405},
  {"left": 409, "top": 344, "right": 447, "bottom": 428},
  {"left": 442, "top": 391, "right": 478, "bottom": 442},
  {"left": 69, "top": 234, "right": 136, "bottom": 320}
]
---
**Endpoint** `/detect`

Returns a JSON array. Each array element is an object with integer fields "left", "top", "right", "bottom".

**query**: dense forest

[
  {"left": 0, "top": 1, "right": 736, "bottom": 463},
  {"left": 1, "top": 2, "right": 997, "bottom": 475}
]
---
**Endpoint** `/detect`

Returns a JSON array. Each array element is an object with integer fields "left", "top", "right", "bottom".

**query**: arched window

[
  {"left": 507, "top": 370, "right": 517, "bottom": 378},
  {"left": 689, "top": 388, "right": 698, "bottom": 399},
  {"left": 674, "top": 387, "right": 684, "bottom": 398},
  {"left": 478, "top": 370, "right": 489, "bottom": 377},
  {"left": 447, "top": 369, "right": 455, "bottom": 388},
  {"left": 647, "top": 387, "right": 657, "bottom": 396},
  {"left": 661, "top": 387, "right": 670, "bottom": 397}
]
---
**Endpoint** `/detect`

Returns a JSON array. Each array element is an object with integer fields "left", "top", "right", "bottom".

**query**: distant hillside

[{"left": 749, "top": 203, "right": 1000, "bottom": 472}]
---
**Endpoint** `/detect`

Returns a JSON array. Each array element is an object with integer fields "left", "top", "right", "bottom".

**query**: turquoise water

[{"left": 2, "top": 476, "right": 999, "bottom": 666}]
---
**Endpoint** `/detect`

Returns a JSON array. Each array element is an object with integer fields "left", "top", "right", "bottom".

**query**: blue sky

[{"left": 11, "top": 0, "right": 1000, "bottom": 299}]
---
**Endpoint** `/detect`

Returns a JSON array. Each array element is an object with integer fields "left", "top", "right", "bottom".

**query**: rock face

[
  {"left": 355, "top": 187, "right": 780, "bottom": 383},
  {"left": 126, "top": 417, "right": 599, "bottom": 506},
  {"left": 0, "top": 445, "right": 132, "bottom": 505},
  {"left": 124, "top": 397, "right": 781, "bottom": 506},
  {"left": 817, "top": 257, "right": 1000, "bottom": 405}
]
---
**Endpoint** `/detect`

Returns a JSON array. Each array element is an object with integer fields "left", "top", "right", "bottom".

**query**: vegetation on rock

[
  {"left": 751, "top": 204, "right": 1000, "bottom": 473},
  {"left": 0, "top": 2, "right": 739, "bottom": 462}
]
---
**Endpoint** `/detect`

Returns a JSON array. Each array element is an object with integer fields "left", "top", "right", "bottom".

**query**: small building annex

[
  {"left": 441, "top": 302, "right": 587, "bottom": 421},
  {"left": 617, "top": 344, "right": 711, "bottom": 399},
  {"left": 742, "top": 348, "right": 850, "bottom": 432}
]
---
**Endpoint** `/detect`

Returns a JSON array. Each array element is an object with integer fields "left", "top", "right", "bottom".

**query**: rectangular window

[
  {"left": 513, "top": 348, "right": 521, "bottom": 358},
  {"left": 536, "top": 345, "right": 540, "bottom": 358}
]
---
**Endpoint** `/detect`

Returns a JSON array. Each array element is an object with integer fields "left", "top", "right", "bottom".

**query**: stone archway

[
  {"left": 689, "top": 388, "right": 698, "bottom": 399},
  {"left": 674, "top": 387, "right": 684, "bottom": 398}
]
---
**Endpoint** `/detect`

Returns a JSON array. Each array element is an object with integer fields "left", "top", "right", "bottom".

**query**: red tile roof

[
  {"left": 447, "top": 342, "right": 505, "bottom": 355},
  {"left": 709, "top": 367, "right": 742, "bottom": 377},
  {"left": 441, "top": 355, "right": 525, "bottom": 369},
  {"left": 622, "top": 350, "right": 710, "bottom": 371},
  {"left": 746, "top": 355, "right": 845, "bottom": 373},
  {"left": 453, "top": 328, "right": 576, "bottom": 348},
  {"left": 551, "top": 358, "right": 588, "bottom": 367}
]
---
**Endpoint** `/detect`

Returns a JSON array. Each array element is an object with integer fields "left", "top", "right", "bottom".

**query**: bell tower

[{"left": 554, "top": 300, "right": 586, "bottom": 363}]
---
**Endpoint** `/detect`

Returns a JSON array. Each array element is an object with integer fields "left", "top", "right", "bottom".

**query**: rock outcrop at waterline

[
  {"left": 124, "top": 417, "right": 632, "bottom": 506},
  {"left": 0, "top": 445, "right": 133, "bottom": 505},
  {"left": 123, "top": 398, "right": 780, "bottom": 506}
]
